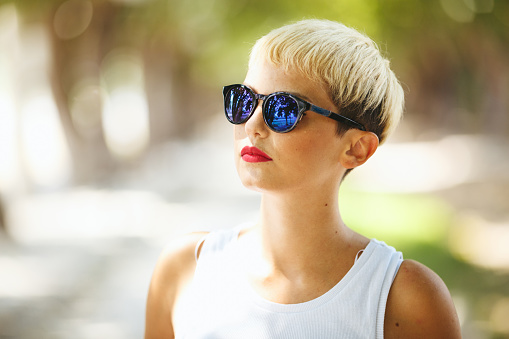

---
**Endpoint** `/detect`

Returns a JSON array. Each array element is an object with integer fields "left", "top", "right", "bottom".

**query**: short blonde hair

[{"left": 249, "top": 19, "right": 404, "bottom": 144}]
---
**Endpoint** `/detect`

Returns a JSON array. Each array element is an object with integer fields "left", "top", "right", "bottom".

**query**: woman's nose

[{"left": 244, "top": 102, "right": 269, "bottom": 138}]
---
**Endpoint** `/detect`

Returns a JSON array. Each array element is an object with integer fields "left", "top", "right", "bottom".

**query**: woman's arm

[
  {"left": 384, "top": 259, "right": 462, "bottom": 338},
  {"left": 144, "top": 232, "right": 207, "bottom": 339}
]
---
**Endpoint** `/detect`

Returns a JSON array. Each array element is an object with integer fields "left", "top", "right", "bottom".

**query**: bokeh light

[
  {"left": 19, "top": 91, "right": 72, "bottom": 188},
  {"left": 53, "top": 0, "right": 93, "bottom": 40}
]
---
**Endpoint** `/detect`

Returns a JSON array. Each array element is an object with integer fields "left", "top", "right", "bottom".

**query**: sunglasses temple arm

[{"left": 310, "top": 105, "right": 366, "bottom": 131}]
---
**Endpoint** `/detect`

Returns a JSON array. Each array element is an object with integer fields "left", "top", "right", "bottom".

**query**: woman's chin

[{"left": 239, "top": 178, "right": 264, "bottom": 192}]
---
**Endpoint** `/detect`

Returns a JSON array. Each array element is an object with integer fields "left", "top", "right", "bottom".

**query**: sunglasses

[{"left": 223, "top": 84, "right": 366, "bottom": 133}]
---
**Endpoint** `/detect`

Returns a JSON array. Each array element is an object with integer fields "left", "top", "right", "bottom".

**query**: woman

[{"left": 145, "top": 19, "right": 461, "bottom": 338}]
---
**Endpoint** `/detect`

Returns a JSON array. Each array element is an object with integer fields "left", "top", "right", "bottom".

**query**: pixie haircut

[{"left": 249, "top": 19, "right": 404, "bottom": 144}]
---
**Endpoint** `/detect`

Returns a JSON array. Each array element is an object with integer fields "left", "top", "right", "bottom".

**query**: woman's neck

[
  {"left": 254, "top": 189, "right": 354, "bottom": 274},
  {"left": 237, "top": 188, "right": 368, "bottom": 304}
]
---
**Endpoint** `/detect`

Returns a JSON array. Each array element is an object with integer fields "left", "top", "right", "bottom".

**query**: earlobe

[{"left": 340, "top": 131, "right": 379, "bottom": 169}]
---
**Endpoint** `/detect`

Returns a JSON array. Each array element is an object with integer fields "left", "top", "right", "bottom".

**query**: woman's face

[{"left": 233, "top": 58, "right": 347, "bottom": 195}]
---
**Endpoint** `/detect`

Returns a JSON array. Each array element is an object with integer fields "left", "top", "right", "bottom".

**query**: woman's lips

[{"left": 241, "top": 146, "right": 272, "bottom": 163}]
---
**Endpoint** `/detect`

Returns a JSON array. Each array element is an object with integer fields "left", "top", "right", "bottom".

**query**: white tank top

[{"left": 174, "top": 226, "right": 403, "bottom": 339}]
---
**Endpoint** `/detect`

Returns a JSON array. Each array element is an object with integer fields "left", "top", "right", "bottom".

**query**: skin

[{"left": 145, "top": 58, "right": 462, "bottom": 339}]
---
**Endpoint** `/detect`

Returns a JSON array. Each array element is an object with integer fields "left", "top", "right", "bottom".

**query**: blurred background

[{"left": 0, "top": 0, "right": 508, "bottom": 338}]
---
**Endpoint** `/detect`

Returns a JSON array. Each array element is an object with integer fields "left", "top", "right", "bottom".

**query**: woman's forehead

[{"left": 244, "top": 60, "right": 333, "bottom": 110}]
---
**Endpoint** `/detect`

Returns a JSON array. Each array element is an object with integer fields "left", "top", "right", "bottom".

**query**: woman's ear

[{"left": 340, "top": 130, "right": 379, "bottom": 169}]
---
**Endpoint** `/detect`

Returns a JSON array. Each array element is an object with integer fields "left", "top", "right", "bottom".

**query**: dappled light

[
  {"left": 53, "top": 0, "right": 93, "bottom": 40},
  {"left": 440, "top": 0, "right": 495, "bottom": 23},
  {"left": 19, "top": 91, "right": 72, "bottom": 188},
  {"left": 101, "top": 50, "right": 150, "bottom": 159},
  {"left": 348, "top": 135, "right": 480, "bottom": 193},
  {"left": 69, "top": 83, "right": 103, "bottom": 139},
  {"left": 449, "top": 211, "right": 509, "bottom": 271}
]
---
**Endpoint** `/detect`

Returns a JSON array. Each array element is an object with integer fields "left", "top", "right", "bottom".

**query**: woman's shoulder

[
  {"left": 384, "top": 259, "right": 462, "bottom": 338},
  {"left": 159, "top": 232, "right": 209, "bottom": 267},
  {"left": 149, "top": 232, "right": 209, "bottom": 294},
  {"left": 145, "top": 232, "right": 208, "bottom": 339}
]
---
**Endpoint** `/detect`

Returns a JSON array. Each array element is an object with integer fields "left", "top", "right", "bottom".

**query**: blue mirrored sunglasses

[{"left": 223, "top": 84, "right": 366, "bottom": 133}]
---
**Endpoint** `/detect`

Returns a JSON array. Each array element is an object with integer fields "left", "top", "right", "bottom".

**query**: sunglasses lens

[
  {"left": 264, "top": 95, "right": 299, "bottom": 132},
  {"left": 225, "top": 86, "right": 254, "bottom": 124}
]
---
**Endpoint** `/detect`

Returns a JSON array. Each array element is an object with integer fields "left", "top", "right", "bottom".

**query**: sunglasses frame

[{"left": 223, "top": 84, "right": 366, "bottom": 133}]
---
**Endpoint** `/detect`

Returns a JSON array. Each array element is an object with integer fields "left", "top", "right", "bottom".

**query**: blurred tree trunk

[
  {"left": 47, "top": 1, "right": 121, "bottom": 183},
  {"left": 141, "top": 21, "right": 217, "bottom": 144},
  {"left": 143, "top": 39, "right": 197, "bottom": 143},
  {"left": 44, "top": 0, "right": 213, "bottom": 185}
]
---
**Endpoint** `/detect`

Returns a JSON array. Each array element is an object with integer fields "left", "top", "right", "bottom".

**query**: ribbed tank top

[{"left": 174, "top": 226, "right": 403, "bottom": 339}]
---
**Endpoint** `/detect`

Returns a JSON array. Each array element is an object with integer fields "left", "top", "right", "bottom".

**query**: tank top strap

[
  {"left": 195, "top": 226, "right": 243, "bottom": 261},
  {"left": 375, "top": 242, "right": 404, "bottom": 339}
]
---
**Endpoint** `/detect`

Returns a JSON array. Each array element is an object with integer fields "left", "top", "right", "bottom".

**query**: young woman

[{"left": 145, "top": 19, "right": 462, "bottom": 338}]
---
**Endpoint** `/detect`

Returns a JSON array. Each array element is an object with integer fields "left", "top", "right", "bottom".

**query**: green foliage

[{"left": 340, "top": 188, "right": 453, "bottom": 247}]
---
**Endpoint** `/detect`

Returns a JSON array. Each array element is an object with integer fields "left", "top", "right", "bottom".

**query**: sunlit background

[{"left": 0, "top": 0, "right": 508, "bottom": 338}]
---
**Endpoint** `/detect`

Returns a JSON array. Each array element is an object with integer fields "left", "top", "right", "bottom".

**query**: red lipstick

[{"left": 241, "top": 146, "right": 272, "bottom": 163}]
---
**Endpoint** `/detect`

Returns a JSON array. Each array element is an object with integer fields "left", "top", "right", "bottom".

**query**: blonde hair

[{"left": 249, "top": 19, "right": 404, "bottom": 144}]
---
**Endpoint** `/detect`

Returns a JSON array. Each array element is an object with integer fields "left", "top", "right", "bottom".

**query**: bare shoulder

[
  {"left": 384, "top": 259, "right": 462, "bottom": 339},
  {"left": 144, "top": 232, "right": 208, "bottom": 339}
]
